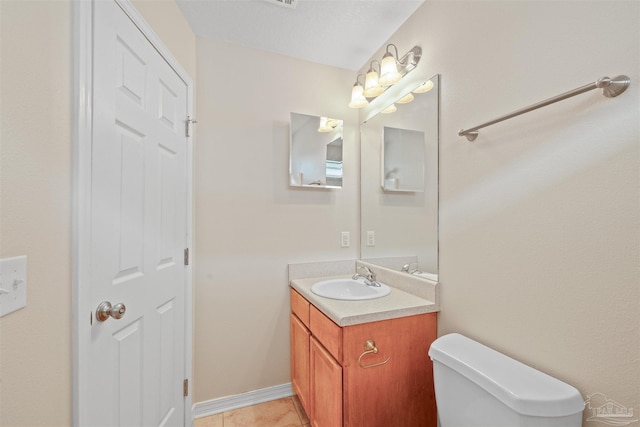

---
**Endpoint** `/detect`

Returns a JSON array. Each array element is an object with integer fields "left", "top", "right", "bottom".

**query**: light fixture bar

[
  {"left": 397, "top": 46, "right": 422, "bottom": 78},
  {"left": 348, "top": 45, "right": 422, "bottom": 109}
]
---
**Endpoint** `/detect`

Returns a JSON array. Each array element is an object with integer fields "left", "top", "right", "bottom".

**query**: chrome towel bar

[{"left": 458, "top": 75, "right": 631, "bottom": 141}]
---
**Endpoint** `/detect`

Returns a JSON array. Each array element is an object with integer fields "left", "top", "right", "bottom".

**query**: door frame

[{"left": 72, "top": 0, "right": 194, "bottom": 425}]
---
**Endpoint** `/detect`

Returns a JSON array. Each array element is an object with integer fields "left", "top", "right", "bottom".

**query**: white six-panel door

[{"left": 83, "top": 1, "right": 189, "bottom": 425}]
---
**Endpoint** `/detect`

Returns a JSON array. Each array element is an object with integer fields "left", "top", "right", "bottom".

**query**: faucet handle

[{"left": 357, "top": 266, "right": 375, "bottom": 280}]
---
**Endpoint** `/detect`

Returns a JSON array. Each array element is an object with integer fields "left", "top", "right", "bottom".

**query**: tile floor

[{"left": 195, "top": 395, "right": 310, "bottom": 427}]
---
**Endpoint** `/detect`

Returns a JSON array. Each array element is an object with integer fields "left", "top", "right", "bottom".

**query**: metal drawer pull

[{"left": 358, "top": 339, "right": 390, "bottom": 369}]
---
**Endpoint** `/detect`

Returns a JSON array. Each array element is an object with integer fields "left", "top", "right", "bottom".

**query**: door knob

[{"left": 96, "top": 301, "right": 126, "bottom": 322}]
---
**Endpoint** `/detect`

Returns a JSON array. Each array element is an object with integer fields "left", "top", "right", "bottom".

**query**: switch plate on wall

[
  {"left": 341, "top": 232, "right": 350, "bottom": 248},
  {"left": 0, "top": 256, "right": 27, "bottom": 317},
  {"left": 367, "top": 231, "right": 375, "bottom": 247}
]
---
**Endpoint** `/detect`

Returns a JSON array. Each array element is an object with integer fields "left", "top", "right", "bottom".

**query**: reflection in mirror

[
  {"left": 383, "top": 127, "right": 425, "bottom": 192},
  {"left": 360, "top": 75, "right": 439, "bottom": 279},
  {"left": 290, "top": 112, "right": 344, "bottom": 189}
]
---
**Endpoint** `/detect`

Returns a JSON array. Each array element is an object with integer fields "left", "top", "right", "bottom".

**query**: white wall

[
  {"left": 194, "top": 38, "right": 358, "bottom": 402},
  {"left": 370, "top": 1, "right": 639, "bottom": 424},
  {"left": 0, "top": 1, "right": 195, "bottom": 425}
]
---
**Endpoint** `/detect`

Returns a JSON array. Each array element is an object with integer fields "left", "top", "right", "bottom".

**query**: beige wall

[
  {"left": 371, "top": 1, "right": 639, "bottom": 424},
  {"left": 1, "top": 1, "right": 73, "bottom": 425},
  {"left": 0, "top": 1, "right": 195, "bottom": 425},
  {"left": 193, "top": 37, "right": 358, "bottom": 402}
]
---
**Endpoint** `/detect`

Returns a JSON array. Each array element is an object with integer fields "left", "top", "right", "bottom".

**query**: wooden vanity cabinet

[
  {"left": 309, "top": 336, "right": 342, "bottom": 426},
  {"left": 290, "top": 289, "right": 311, "bottom": 413},
  {"left": 342, "top": 313, "right": 437, "bottom": 427},
  {"left": 290, "top": 314, "right": 311, "bottom": 412},
  {"left": 290, "top": 288, "right": 437, "bottom": 427}
]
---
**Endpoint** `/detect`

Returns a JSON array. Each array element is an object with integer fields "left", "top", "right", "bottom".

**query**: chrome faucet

[
  {"left": 352, "top": 266, "right": 381, "bottom": 287},
  {"left": 402, "top": 263, "right": 422, "bottom": 275}
]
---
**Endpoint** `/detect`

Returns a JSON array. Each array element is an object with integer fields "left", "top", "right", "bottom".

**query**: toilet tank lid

[{"left": 428, "top": 333, "right": 585, "bottom": 417}]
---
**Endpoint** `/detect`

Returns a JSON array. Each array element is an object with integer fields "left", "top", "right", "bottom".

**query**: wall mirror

[
  {"left": 290, "top": 112, "right": 344, "bottom": 189},
  {"left": 360, "top": 74, "right": 439, "bottom": 278}
]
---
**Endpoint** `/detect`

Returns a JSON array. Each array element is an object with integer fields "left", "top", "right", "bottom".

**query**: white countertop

[{"left": 290, "top": 275, "right": 439, "bottom": 327}]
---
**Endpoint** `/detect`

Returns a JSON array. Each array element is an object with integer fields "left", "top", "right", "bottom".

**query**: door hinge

[
  {"left": 184, "top": 248, "right": 189, "bottom": 266},
  {"left": 185, "top": 116, "right": 197, "bottom": 138},
  {"left": 183, "top": 379, "right": 189, "bottom": 397}
]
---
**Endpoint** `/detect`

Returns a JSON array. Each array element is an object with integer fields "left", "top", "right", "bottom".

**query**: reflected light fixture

[
  {"left": 326, "top": 118, "right": 340, "bottom": 128},
  {"left": 379, "top": 44, "right": 402, "bottom": 87},
  {"left": 318, "top": 116, "right": 331, "bottom": 132},
  {"left": 382, "top": 104, "right": 397, "bottom": 114},
  {"left": 348, "top": 74, "right": 369, "bottom": 109},
  {"left": 397, "top": 93, "right": 414, "bottom": 104},
  {"left": 349, "top": 44, "right": 422, "bottom": 108},
  {"left": 317, "top": 117, "right": 341, "bottom": 133},
  {"left": 413, "top": 79, "right": 434, "bottom": 94}
]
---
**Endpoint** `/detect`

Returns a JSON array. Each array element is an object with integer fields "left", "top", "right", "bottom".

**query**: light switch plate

[
  {"left": 0, "top": 256, "right": 27, "bottom": 317},
  {"left": 367, "top": 231, "right": 376, "bottom": 247},
  {"left": 341, "top": 231, "right": 350, "bottom": 248}
]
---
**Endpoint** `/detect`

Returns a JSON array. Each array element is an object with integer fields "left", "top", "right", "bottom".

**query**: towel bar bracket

[{"left": 599, "top": 75, "right": 631, "bottom": 98}]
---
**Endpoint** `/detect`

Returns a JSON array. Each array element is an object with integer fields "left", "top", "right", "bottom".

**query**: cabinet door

[
  {"left": 310, "top": 336, "right": 342, "bottom": 427},
  {"left": 290, "top": 314, "right": 311, "bottom": 414},
  {"left": 342, "top": 313, "right": 437, "bottom": 427}
]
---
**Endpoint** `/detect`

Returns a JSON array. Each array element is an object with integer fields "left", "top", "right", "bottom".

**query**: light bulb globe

[
  {"left": 348, "top": 84, "right": 368, "bottom": 109},
  {"left": 363, "top": 70, "right": 384, "bottom": 97},
  {"left": 379, "top": 53, "right": 402, "bottom": 87}
]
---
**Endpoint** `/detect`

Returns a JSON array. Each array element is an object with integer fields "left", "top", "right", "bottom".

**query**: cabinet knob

[{"left": 358, "top": 339, "right": 390, "bottom": 369}]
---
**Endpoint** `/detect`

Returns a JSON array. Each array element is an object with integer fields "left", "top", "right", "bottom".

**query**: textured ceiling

[{"left": 176, "top": 0, "right": 424, "bottom": 71}]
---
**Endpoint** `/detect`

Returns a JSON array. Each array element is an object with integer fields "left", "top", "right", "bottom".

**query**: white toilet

[{"left": 429, "top": 333, "right": 585, "bottom": 427}]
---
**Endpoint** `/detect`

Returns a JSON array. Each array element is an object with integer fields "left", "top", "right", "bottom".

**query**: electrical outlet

[
  {"left": 341, "top": 232, "right": 350, "bottom": 248},
  {"left": 367, "top": 231, "right": 375, "bottom": 247},
  {"left": 0, "top": 256, "right": 27, "bottom": 317}
]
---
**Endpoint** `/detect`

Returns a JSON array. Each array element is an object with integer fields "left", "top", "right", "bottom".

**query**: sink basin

[{"left": 311, "top": 278, "right": 391, "bottom": 301}]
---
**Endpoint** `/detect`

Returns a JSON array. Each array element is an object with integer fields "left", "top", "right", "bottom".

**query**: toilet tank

[{"left": 428, "top": 334, "right": 585, "bottom": 427}]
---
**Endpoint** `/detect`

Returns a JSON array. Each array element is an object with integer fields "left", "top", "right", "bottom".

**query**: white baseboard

[{"left": 192, "top": 383, "right": 294, "bottom": 419}]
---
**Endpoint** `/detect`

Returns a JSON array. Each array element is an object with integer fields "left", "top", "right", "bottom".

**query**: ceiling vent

[{"left": 262, "top": 0, "right": 297, "bottom": 9}]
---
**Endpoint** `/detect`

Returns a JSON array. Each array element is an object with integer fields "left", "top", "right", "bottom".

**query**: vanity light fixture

[
  {"left": 363, "top": 60, "right": 384, "bottom": 98},
  {"left": 379, "top": 44, "right": 403, "bottom": 87},
  {"left": 348, "top": 74, "right": 369, "bottom": 109},
  {"left": 349, "top": 44, "right": 422, "bottom": 108}
]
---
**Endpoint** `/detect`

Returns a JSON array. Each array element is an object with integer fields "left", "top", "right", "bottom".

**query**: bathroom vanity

[{"left": 290, "top": 273, "right": 438, "bottom": 427}]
